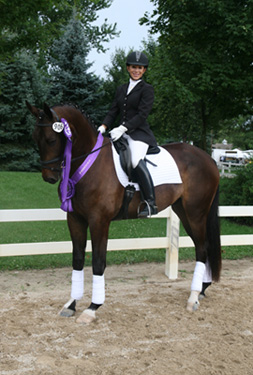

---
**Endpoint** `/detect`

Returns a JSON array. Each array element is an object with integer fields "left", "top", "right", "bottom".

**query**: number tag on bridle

[{"left": 52, "top": 122, "right": 64, "bottom": 133}]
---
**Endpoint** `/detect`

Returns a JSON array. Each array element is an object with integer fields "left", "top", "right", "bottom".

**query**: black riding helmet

[{"left": 126, "top": 51, "right": 149, "bottom": 67}]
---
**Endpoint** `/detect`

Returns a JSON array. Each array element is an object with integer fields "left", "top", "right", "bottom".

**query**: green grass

[
  {"left": 0, "top": 171, "right": 60, "bottom": 209},
  {"left": 0, "top": 171, "right": 252, "bottom": 270}
]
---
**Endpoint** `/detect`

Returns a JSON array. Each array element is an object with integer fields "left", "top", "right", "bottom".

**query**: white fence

[
  {"left": 218, "top": 162, "right": 244, "bottom": 177},
  {"left": 0, "top": 206, "right": 252, "bottom": 279}
]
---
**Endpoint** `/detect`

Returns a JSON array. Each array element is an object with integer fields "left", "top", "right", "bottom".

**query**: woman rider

[{"left": 98, "top": 51, "right": 158, "bottom": 218}]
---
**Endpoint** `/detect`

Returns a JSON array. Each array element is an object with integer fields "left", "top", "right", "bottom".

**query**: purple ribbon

[
  {"left": 60, "top": 119, "right": 73, "bottom": 212},
  {"left": 60, "top": 119, "right": 104, "bottom": 212}
]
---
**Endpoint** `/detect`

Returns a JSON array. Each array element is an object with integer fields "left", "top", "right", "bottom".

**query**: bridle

[
  {"left": 36, "top": 108, "right": 111, "bottom": 172},
  {"left": 36, "top": 109, "right": 64, "bottom": 172}
]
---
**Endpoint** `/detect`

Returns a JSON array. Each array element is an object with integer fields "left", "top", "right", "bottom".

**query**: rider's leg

[
  {"left": 124, "top": 135, "right": 157, "bottom": 218},
  {"left": 133, "top": 159, "right": 158, "bottom": 217},
  {"left": 124, "top": 135, "right": 149, "bottom": 169}
]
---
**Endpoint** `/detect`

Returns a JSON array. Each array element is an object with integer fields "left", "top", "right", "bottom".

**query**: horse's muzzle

[{"left": 42, "top": 170, "right": 59, "bottom": 184}]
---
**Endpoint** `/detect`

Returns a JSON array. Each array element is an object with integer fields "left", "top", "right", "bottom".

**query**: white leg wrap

[
  {"left": 188, "top": 291, "right": 199, "bottom": 305},
  {"left": 92, "top": 274, "right": 105, "bottom": 305},
  {"left": 71, "top": 269, "right": 84, "bottom": 300},
  {"left": 191, "top": 262, "right": 206, "bottom": 292},
  {"left": 203, "top": 260, "right": 212, "bottom": 283}
]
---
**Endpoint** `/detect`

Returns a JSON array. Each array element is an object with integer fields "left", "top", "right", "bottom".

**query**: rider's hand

[
  {"left": 109, "top": 125, "right": 127, "bottom": 142},
  {"left": 98, "top": 125, "right": 107, "bottom": 134}
]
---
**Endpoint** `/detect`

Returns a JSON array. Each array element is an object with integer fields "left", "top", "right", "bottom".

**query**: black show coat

[{"left": 103, "top": 80, "right": 157, "bottom": 147}]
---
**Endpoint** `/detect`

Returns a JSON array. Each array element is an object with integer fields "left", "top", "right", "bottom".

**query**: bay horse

[{"left": 26, "top": 101, "right": 221, "bottom": 324}]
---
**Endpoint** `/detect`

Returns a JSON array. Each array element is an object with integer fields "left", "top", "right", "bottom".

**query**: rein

[
  {"left": 60, "top": 121, "right": 105, "bottom": 212},
  {"left": 36, "top": 110, "right": 110, "bottom": 212},
  {"left": 37, "top": 118, "right": 110, "bottom": 168},
  {"left": 71, "top": 141, "right": 110, "bottom": 163}
]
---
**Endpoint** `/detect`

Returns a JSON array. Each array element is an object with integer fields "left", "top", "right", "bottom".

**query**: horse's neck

[
  {"left": 71, "top": 113, "right": 97, "bottom": 156},
  {"left": 55, "top": 106, "right": 97, "bottom": 157}
]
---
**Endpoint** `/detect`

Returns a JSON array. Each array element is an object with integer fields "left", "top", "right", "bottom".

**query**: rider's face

[{"left": 127, "top": 65, "right": 146, "bottom": 81}]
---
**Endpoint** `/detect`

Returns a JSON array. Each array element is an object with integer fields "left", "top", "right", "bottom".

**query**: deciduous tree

[
  {"left": 141, "top": 0, "right": 253, "bottom": 150},
  {"left": 0, "top": 0, "right": 118, "bottom": 63}
]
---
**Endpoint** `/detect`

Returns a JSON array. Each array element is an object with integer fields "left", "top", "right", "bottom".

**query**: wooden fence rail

[
  {"left": 217, "top": 162, "right": 244, "bottom": 177},
  {"left": 0, "top": 206, "right": 252, "bottom": 279}
]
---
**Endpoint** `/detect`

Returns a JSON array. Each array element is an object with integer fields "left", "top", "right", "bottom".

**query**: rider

[{"left": 98, "top": 51, "right": 158, "bottom": 218}]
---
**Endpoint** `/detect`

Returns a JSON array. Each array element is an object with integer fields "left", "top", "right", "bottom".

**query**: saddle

[
  {"left": 113, "top": 137, "right": 133, "bottom": 181},
  {"left": 112, "top": 137, "right": 160, "bottom": 220},
  {"left": 113, "top": 137, "right": 160, "bottom": 181}
]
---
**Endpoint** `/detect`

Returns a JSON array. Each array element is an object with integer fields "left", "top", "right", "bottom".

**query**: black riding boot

[{"left": 133, "top": 159, "right": 158, "bottom": 218}]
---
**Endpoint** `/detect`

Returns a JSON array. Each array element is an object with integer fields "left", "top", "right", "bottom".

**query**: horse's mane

[{"left": 51, "top": 103, "right": 98, "bottom": 133}]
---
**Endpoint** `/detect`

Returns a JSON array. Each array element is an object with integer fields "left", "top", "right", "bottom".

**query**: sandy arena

[{"left": 0, "top": 259, "right": 252, "bottom": 375}]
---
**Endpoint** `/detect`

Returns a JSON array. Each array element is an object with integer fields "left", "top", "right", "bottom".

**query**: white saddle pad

[{"left": 112, "top": 145, "right": 182, "bottom": 190}]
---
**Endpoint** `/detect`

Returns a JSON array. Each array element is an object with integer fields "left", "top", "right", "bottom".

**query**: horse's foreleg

[
  {"left": 59, "top": 214, "right": 88, "bottom": 317},
  {"left": 60, "top": 269, "right": 84, "bottom": 317},
  {"left": 76, "top": 221, "right": 109, "bottom": 324}
]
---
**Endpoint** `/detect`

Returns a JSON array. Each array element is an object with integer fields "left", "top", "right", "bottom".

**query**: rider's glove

[
  {"left": 109, "top": 125, "right": 127, "bottom": 142},
  {"left": 98, "top": 125, "right": 106, "bottom": 134}
]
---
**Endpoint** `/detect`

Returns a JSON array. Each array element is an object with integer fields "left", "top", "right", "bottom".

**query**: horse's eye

[{"left": 47, "top": 138, "right": 56, "bottom": 146}]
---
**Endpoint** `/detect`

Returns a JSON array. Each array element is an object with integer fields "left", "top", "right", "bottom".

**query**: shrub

[{"left": 219, "top": 162, "right": 253, "bottom": 225}]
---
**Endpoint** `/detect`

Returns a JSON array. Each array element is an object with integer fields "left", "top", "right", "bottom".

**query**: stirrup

[{"left": 138, "top": 200, "right": 157, "bottom": 218}]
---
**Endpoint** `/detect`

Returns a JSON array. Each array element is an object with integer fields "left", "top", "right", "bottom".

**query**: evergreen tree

[
  {"left": 49, "top": 11, "right": 107, "bottom": 124},
  {"left": 0, "top": 52, "right": 49, "bottom": 171},
  {"left": 102, "top": 48, "right": 130, "bottom": 110}
]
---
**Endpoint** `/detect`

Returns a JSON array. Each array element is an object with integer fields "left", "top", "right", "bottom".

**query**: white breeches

[{"left": 123, "top": 134, "right": 148, "bottom": 168}]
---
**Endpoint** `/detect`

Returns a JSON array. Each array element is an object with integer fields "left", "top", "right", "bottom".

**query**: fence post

[
  {"left": 165, "top": 207, "right": 180, "bottom": 279},
  {"left": 221, "top": 164, "right": 225, "bottom": 177}
]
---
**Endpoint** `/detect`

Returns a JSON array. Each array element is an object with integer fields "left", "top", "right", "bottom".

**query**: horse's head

[{"left": 26, "top": 101, "right": 65, "bottom": 184}]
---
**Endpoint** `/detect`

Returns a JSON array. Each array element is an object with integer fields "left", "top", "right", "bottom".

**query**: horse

[{"left": 26, "top": 101, "right": 222, "bottom": 324}]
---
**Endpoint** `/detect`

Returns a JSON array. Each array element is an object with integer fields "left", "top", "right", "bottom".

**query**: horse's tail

[{"left": 206, "top": 186, "right": 222, "bottom": 282}]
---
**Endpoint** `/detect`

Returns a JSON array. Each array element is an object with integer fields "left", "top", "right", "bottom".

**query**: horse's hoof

[
  {"left": 59, "top": 298, "right": 76, "bottom": 317},
  {"left": 186, "top": 300, "right": 199, "bottom": 312},
  {"left": 76, "top": 309, "right": 96, "bottom": 324},
  {"left": 59, "top": 307, "right": 75, "bottom": 317}
]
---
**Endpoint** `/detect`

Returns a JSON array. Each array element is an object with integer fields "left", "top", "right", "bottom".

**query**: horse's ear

[
  {"left": 43, "top": 102, "right": 53, "bottom": 120},
  {"left": 26, "top": 100, "right": 40, "bottom": 118}
]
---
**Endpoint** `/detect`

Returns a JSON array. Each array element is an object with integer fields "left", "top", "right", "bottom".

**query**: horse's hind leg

[
  {"left": 186, "top": 221, "right": 213, "bottom": 312},
  {"left": 172, "top": 199, "right": 212, "bottom": 311}
]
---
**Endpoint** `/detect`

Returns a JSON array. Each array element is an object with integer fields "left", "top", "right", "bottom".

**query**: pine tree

[
  {"left": 0, "top": 52, "right": 49, "bottom": 171},
  {"left": 49, "top": 11, "right": 107, "bottom": 125}
]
